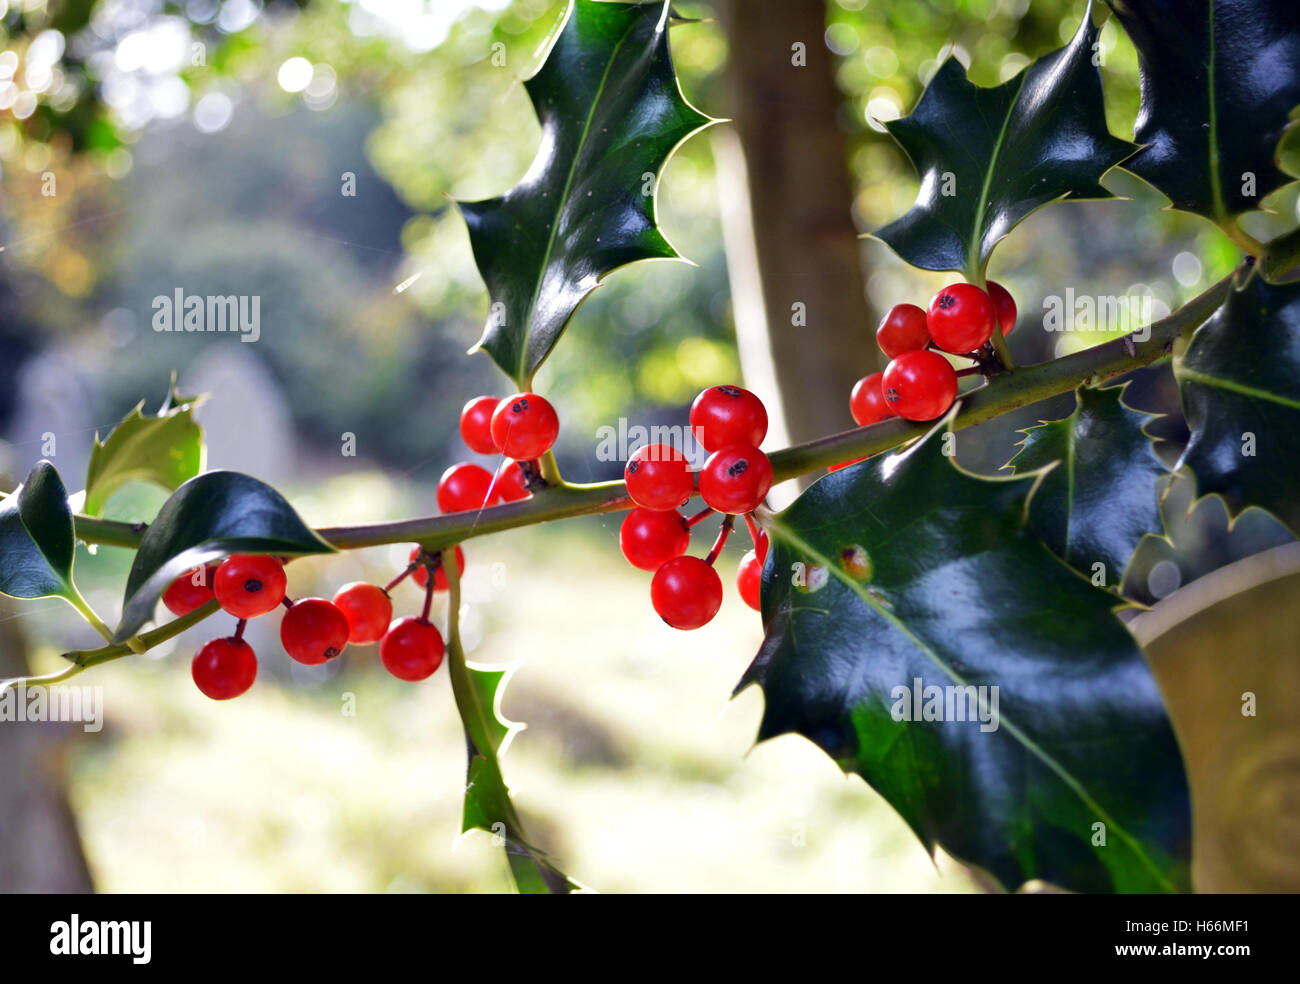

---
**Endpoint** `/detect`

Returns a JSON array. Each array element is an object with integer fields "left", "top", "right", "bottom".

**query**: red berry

[
  {"left": 162, "top": 564, "right": 218, "bottom": 617},
  {"left": 280, "top": 598, "right": 350, "bottom": 665},
  {"left": 927, "top": 283, "right": 996, "bottom": 353},
  {"left": 987, "top": 280, "right": 1017, "bottom": 335},
  {"left": 380, "top": 616, "right": 445, "bottom": 681},
  {"left": 495, "top": 460, "right": 530, "bottom": 502},
  {"left": 409, "top": 545, "right": 466, "bottom": 591},
  {"left": 459, "top": 395, "right": 501, "bottom": 454},
  {"left": 875, "top": 303, "right": 930, "bottom": 358},
  {"left": 699, "top": 444, "right": 772, "bottom": 515},
  {"left": 737, "top": 550, "right": 762, "bottom": 612},
  {"left": 829, "top": 458, "right": 866, "bottom": 472},
  {"left": 619, "top": 507, "right": 690, "bottom": 571},
  {"left": 689, "top": 385, "right": 767, "bottom": 451},
  {"left": 192, "top": 637, "right": 257, "bottom": 700},
  {"left": 849, "top": 371, "right": 895, "bottom": 427},
  {"left": 438, "top": 462, "right": 497, "bottom": 513},
  {"left": 214, "top": 555, "right": 287, "bottom": 619},
  {"left": 624, "top": 444, "right": 693, "bottom": 511},
  {"left": 491, "top": 393, "right": 559, "bottom": 460},
  {"left": 650, "top": 556, "right": 723, "bottom": 630},
  {"left": 331, "top": 582, "right": 393, "bottom": 645},
  {"left": 882, "top": 350, "right": 959, "bottom": 421}
]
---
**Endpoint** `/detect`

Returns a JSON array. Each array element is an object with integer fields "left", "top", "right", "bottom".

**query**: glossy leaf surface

[{"left": 742, "top": 421, "right": 1191, "bottom": 893}]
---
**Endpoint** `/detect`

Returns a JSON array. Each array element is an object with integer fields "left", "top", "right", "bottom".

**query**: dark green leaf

[
  {"left": 1175, "top": 270, "right": 1300, "bottom": 536},
  {"left": 457, "top": 0, "right": 715, "bottom": 386},
  {"left": 115, "top": 471, "right": 333, "bottom": 641},
  {"left": 872, "top": 1, "right": 1133, "bottom": 277},
  {"left": 84, "top": 383, "right": 205, "bottom": 516},
  {"left": 0, "top": 461, "right": 78, "bottom": 601},
  {"left": 1108, "top": 0, "right": 1300, "bottom": 223},
  {"left": 1007, "top": 384, "right": 1167, "bottom": 588},
  {"left": 741, "top": 419, "right": 1191, "bottom": 893}
]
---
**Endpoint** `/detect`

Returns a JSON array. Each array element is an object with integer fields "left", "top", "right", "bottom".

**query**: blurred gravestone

[
  {"left": 1133, "top": 543, "right": 1300, "bottom": 892},
  {"left": 186, "top": 347, "right": 296, "bottom": 485},
  {"left": 5, "top": 349, "right": 94, "bottom": 481}
]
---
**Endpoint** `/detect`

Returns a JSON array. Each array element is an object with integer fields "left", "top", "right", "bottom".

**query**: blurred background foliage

[{"left": 0, "top": 0, "right": 1295, "bottom": 891}]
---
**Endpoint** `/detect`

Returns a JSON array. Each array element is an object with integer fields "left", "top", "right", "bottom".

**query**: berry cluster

[
  {"left": 849, "top": 281, "right": 1017, "bottom": 428},
  {"left": 619, "top": 385, "right": 773, "bottom": 630},
  {"left": 177, "top": 391, "right": 561, "bottom": 700},
  {"left": 168, "top": 549, "right": 462, "bottom": 699},
  {"left": 442, "top": 391, "right": 559, "bottom": 512},
  {"left": 176, "top": 383, "right": 778, "bottom": 693}
]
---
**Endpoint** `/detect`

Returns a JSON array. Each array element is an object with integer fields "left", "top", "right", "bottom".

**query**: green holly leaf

[
  {"left": 1108, "top": 0, "right": 1300, "bottom": 224},
  {"left": 1174, "top": 270, "right": 1300, "bottom": 537},
  {"left": 0, "top": 461, "right": 79, "bottom": 601},
  {"left": 115, "top": 471, "right": 334, "bottom": 641},
  {"left": 872, "top": 0, "right": 1133, "bottom": 278},
  {"left": 457, "top": 0, "right": 715, "bottom": 386},
  {"left": 448, "top": 630, "right": 581, "bottom": 893},
  {"left": 462, "top": 754, "right": 579, "bottom": 895},
  {"left": 84, "top": 381, "right": 205, "bottom": 517},
  {"left": 464, "top": 662, "right": 521, "bottom": 757},
  {"left": 1007, "top": 384, "right": 1167, "bottom": 588},
  {"left": 741, "top": 419, "right": 1191, "bottom": 893}
]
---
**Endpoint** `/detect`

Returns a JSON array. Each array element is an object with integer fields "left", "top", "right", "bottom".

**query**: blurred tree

[{"left": 718, "top": 0, "right": 874, "bottom": 450}]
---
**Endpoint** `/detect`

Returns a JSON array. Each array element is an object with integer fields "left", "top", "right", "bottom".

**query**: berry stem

[
  {"left": 385, "top": 563, "right": 418, "bottom": 593},
  {"left": 927, "top": 343, "right": 978, "bottom": 364},
  {"left": 442, "top": 558, "right": 483, "bottom": 745},
  {"left": 986, "top": 322, "right": 1017, "bottom": 372},
  {"left": 963, "top": 270, "right": 1017, "bottom": 371},
  {"left": 1218, "top": 215, "right": 1268, "bottom": 260},
  {"left": 421, "top": 559, "right": 437, "bottom": 622},
  {"left": 705, "top": 515, "right": 735, "bottom": 566},
  {"left": 536, "top": 449, "right": 564, "bottom": 487},
  {"left": 1, "top": 599, "right": 223, "bottom": 689},
  {"left": 518, "top": 458, "right": 545, "bottom": 490},
  {"left": 743, "top": 512, "right": 764, "bottom": 548},
  {"left": 967, "top": 269, "right": 1013, "bottom": 369},
  {"left": 233, "top": 618, "right": 247, "bottom": 641},
  {"left": 64, "top": 587, "right": 116, "bottom": 645},
  {"left": 65, "top": 586, "right": 147, "bottom": 655},
  {"left": 686, "top": 506, "right": 715, "bottom": 528},
  {"left": 436, "top": 540, "right": 560, "bottom": 892}
]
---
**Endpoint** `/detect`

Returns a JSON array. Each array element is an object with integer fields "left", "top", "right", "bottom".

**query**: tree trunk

[
  {"left": 717, "top": 0, "right": 874, "bottom": 489},
  {"left": 0, "top": 603, "right": 95, "bottom": 893}
]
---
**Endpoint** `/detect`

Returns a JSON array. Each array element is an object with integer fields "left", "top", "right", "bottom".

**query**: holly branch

[{"left": 66, "top": 265, "right": 1234, "bottom": 563}]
